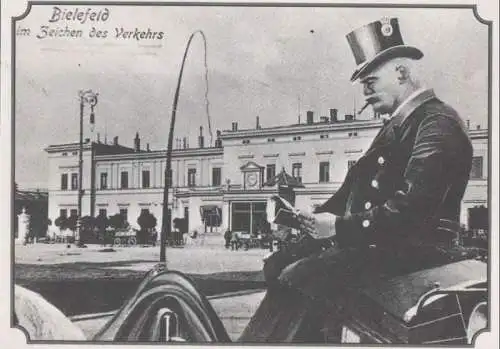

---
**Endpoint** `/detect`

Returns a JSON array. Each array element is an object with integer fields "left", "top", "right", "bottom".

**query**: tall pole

[
  {"left": 77, "top": 90, "right": 98, "bottom": 246},
  {"left": 160, "top": 30, "right": 207, "bottom": 263},
  {"left": 77, "top": 96, "right": 84, "bottom": 244},
  {"left": 297, "top": 95, "right": 301, "bottom": 124}
]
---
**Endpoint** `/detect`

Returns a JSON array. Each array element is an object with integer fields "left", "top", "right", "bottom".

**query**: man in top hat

[{"left": 240, "top": 17, "right": 477, "bottom": 342}]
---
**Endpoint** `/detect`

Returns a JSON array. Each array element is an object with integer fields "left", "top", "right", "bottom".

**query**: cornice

[
  {"left": 95, "top": 147, "right": 223, "bottom": 161},
  {"left": 220, "top": 120, "right": 384, "bottom": 139}
]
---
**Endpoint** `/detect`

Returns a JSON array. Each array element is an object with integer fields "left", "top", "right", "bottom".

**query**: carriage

[
  {"left": 89, "top": 257, "right": 487, "bottom": 344},
  {"left": 113, "top": 229, "right": 137, "bottom": 247},
  {"left": 14, "top": 254, "right": 488, "bottom": 344}
]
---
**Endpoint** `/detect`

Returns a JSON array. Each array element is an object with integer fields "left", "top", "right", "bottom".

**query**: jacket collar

[
  {"left": 362, "top": 88, "right": 436, "bottom": 156},
  {"left": 390, "top": 88, "right": 437, "bottom": 127}
]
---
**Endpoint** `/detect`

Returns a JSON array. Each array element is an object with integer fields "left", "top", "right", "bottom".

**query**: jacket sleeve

[{"left": 335, "top": 113, "right": 467, "bottom": 247}]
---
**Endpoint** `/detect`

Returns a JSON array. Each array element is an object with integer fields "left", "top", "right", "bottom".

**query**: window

[
  {"left": 100, "top": 173, "right": 108, "bottom": 190},
  {"left": 142, "top": 170, "right": 150, "bottom": 188},
  {"left": 242, "top": 139, "right": 250, "bottom": 144},
  {"left": 320, "top": 134, "right": 329, "bottom": 139},
  {"left": 319, "top": 162, "right": 330, "bottom": 183},
  {"left": 61, "top": 173, "right": 68, "bottom": 190},
  {"left": 70, "top": 209, "right": 78, "bottom": 217},
  {"left": 292, "top": 163, "right": 302, "bottom": 183},
  {"left": 267, "top": 138, "right": 275, "bottom": 142},
  {"left": 212, "top": 167, "right": 221, "bottom": 186},
  {"left": 348, "top": 160, "right": 357, "bottom": 170},
  {"left": 62, "top": 152, "right": 68, "bottom": 156},
  {"left": 188, "top": 168, "right": 196, "bottom": 187},
  {"left": 71, "top": 173, "right": 78, "bottom": 190},
  {"left": 266, "top": 164, "right": 276, "bottom": 182},
  {"left": 99, "top": 209, "right": 107, "bottom": 217},
  {"left": 470, "top": 156, "right": 483, "bottom": 179},
  {"left": 293, "top": 136, "right": 302, "bottom": 141},
  {"left": 119, "top": 208, "right": 128, "bottom": 222},
  {"left": 59, "top": 209, "right": 67, "bottom": 218},
  {"left": 121, "top": 171, "right": 129, "bottom": 189}
]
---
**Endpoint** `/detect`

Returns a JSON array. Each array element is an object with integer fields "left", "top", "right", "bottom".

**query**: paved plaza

[
  {"left": 15, "top": 235, "right": 271, "bottom": 274},
  {"left": 15, "top": 235, "right": 270, "bottom": 341}
]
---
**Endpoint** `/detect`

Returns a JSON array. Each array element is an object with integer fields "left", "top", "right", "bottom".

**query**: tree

[
  {"left": 54, "top": 215, "right": 68, "bottom": 231},
  {"left": 109, "top": 213, "right": 128, "bottom": 230},
  {"left": 66, "top": 215, "right": 78, "bottom": 232},
  {"left": 137, "top": 211, "right": 157, "bottom": 244},
  {"left": 95, "top": 212, "right": 110, "bottom": 244},
  {"left": 79, "top": 215, "right": 96, "bottom": 244}
]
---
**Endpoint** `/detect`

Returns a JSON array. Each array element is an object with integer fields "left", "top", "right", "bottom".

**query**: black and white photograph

[{"left": 1, "top": 0, "right": 498, "bottom": 347}]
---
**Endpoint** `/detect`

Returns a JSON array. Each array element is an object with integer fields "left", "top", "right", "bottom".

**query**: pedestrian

[
  {"left": 230, "top": 231, "right": 239, "bottom": 251},
  {"left": 240, "top": 17, "right": 478, "bottom": 342},
  {"left": 224, "top": 229, "right": 232, "bottom": 249}
]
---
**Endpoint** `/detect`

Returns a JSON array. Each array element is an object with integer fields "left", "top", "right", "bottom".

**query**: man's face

[{"left": 359, "top": 62, "right": 401, "bottom": 115}]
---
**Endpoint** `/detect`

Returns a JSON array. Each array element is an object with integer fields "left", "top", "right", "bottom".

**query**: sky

[{"left": 13, "top": 3, "right": 490, "bottom": 189}]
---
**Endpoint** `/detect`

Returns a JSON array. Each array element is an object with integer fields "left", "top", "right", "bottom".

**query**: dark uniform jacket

[
  {"left": 241, "top": 89, "right": 475, "bottom": 342},
  {"left": 315, "top": 88, "right": 473, "bottom": 249}
]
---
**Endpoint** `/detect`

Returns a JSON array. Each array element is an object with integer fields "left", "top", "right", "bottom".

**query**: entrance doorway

[{"left": 231, "top": 202, "right": 267, "bottom": 235}]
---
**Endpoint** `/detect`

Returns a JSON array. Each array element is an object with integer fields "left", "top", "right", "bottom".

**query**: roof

[
  {"left": 263, "top": 168, "right": 305, "bottom": 188},
  {"left": 44, "top": 141, "right": 137, "bottom": 154},
  {"left": 93, "top": 142, "right": 137, "bottom": 155},
  {"left": 220, "top": 119, "right": 384, "bottom": 139},
  {"left": 15, "top": 190, "right": 48, "bottom": 202}
]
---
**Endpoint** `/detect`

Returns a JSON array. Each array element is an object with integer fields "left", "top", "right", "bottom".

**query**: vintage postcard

[{"left": 1, "top": 0, "right": 498, "bottom": 348}]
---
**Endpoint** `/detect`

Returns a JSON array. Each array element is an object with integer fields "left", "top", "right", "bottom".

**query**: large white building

[{"left": 45, "top": 112, "right": 488, "bottom": 236}]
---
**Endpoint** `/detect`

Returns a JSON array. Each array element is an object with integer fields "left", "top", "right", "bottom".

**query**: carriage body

[
  {"left": 334, "top": 259, "right": 488, "bottom": 344},
  {"left": 90, "top": 259, "right": 487, "bottom": 344}
]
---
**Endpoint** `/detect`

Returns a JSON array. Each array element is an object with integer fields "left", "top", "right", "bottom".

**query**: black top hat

[{"left": 346, "top": 18, "right": 423, "bottom": 81}]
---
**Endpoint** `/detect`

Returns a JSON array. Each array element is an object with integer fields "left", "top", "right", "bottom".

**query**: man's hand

[
  {"left": 297, "top": 212, "right": 337, "bottom": 238},
  {"left": 297, "top": 213, "right": 317, "bottom": 236}
]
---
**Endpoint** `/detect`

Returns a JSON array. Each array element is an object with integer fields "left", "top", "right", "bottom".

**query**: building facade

[{"left": 44, "top": 115, "right": 489, "bottom": 237}]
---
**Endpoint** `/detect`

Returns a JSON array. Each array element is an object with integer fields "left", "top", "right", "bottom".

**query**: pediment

[{"left": 240, "top": 161, "right": 263, "bottom": 172}]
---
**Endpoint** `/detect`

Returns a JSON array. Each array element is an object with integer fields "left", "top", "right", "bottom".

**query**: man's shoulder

[
  {"left": 415, "top": 96, "right": 456, "bottom": 117},
  {"left": 413, "top": 98, "right": 468, "bottom": 131}
]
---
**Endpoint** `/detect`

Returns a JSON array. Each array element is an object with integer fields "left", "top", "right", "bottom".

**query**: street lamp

[
  {"left": 160, "top": 30, "right": 208, "bottom": 263},
  {"left": 77, "top": 89, "right": 98, "bottom": 246}
]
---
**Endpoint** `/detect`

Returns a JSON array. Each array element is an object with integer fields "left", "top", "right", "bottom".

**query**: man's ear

[{"left": 395, "top": 64, "right": 410, "bottom": 84}]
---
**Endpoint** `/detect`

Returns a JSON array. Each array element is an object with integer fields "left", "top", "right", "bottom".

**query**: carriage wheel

[
  {"left": 128, "top": 237, "right": 137, "bottom": 246},
  {"left": 114, "top": 237, "right": 121, "bottom": 246}
]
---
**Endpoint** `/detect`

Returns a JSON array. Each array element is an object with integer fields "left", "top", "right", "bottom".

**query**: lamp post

[
  {"left": 77, "top": 90, "right": 98, "bottom": 246},
  {"left": 160, "top": 30, "right": 207, "bottom": 263}
]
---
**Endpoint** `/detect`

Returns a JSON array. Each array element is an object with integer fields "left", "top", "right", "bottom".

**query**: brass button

[
  {"left": 364, "top": 201, "right": 372, "bottom": 210},
  {"left": 362, "top": 220, "right": 370, "bottom": 228},
  {"left": 371, "top": 180, "right": 379, "bottom": 189}
]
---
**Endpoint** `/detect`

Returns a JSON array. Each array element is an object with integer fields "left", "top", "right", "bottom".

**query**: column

[
  {"left": 222, "top": 201, "right": 230, "bottom": 231},
  {"left": 16, "top": 207, "right": 30, "bottom": 245}
]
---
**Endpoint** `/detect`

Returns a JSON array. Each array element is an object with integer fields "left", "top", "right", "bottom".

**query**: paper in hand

[{"left": 266, "top": 195, "right": 316, "bottom": 234}]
